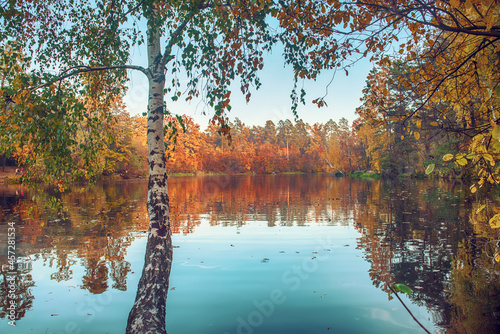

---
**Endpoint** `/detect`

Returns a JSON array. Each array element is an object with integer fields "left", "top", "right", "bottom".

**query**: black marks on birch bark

[
  {"left": 148, "top": 114, "right": 160, "bottom": 122},
  {"left": 153, "top": 74, "right": 165, "bottom": 83}
]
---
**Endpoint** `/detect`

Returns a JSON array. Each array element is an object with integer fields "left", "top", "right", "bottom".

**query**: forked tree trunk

[{"left": 126, "top": 20, "right": 172, "bottom": 334}]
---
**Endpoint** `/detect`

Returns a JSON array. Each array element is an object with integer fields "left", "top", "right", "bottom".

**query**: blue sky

[{"left": 123, "top": 46, "right": 373, "bottom": 129}]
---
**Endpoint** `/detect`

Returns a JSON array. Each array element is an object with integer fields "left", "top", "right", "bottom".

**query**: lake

[{"left": 0, "top": 174, "right": 499, "bottom": 333}]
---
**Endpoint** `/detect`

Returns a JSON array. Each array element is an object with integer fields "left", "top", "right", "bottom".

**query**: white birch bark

[{"left": 126, "top": 15, "right": 172, "bottom": 334}]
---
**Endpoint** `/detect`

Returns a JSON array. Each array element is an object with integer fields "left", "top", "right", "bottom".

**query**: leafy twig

[{"left": 387, "top": 284, "right": 431, "bottom": 334}]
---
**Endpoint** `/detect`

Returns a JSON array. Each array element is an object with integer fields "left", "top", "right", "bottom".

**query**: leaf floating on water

[
  {"left": 392, "top": 283, "right": 413, "bottom": 295},
  {"left": 261, "top": 258, "right": 270, "bottom": 263}
]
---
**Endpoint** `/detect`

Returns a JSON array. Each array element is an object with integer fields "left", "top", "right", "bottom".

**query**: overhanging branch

[{"left": 31, "top": 64, "right": 148, "bottom": 91}]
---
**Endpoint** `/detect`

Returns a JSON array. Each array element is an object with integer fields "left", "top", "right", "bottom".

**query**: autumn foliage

[{"left": 104, "top": 113, "right": 364, "bottom": 176}]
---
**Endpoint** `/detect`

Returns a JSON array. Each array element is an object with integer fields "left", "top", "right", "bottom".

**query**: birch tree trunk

[{"left": 126, "top": 17, "right": 172, "bottom": 334}]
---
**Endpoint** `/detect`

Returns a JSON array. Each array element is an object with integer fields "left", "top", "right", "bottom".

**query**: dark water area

[{"left": 0, "top": 175, "right": 499, "bottom": 333}]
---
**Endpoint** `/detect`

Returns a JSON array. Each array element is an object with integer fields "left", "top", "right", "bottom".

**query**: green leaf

[
  {"left": 392, "top": 283, "right": 413, "bottom": 295},
  {"left": 425, "top": 164, "right": 435, "bottom": 175}
]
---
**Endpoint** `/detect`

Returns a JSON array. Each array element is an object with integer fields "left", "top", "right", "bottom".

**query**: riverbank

[{"left": 0, "top": 166, "right": 18, "bottom": 182}]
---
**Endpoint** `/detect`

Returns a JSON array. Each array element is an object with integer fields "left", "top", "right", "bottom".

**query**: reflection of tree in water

[
  {"left": 168, "top": 174, "right": 357, "bottom": 232},
  {"left": 110, "top": 260, "right": 131, "bottom": 291},
  {"left": 354, "top": 179, "right": 500, "bottom": 331},
  {"left": 0, "top": 180, "right": 148, "bottom": 323},
  {"left": 0, "top": 260, "right": 35, "bottom": 322},
  {"left": 447, "top": 239, "right": 500, "bottom": 333},
  {"left": 444, "top": 200, "right": 500, "bottom": 333},
  {"left": 50, "top": 252, "right": 76, "bottom": 282},
  {"left": 4, "top": 176, "right": 498, "bottom": 330},
  {"left": 82, "top": 258, "right": 109, "bottom": 294}
]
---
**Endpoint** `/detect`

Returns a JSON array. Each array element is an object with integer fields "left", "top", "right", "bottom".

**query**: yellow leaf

[
  {"left": 416, "top": 119, "right": 421, "bottom": 129},
  {"left": 457, "top": 158, "right": 468, "bottom": 166},
  {"left": 401, "top": 135, "right": 404, "bottom": 140},
  {"left": 484, "top": 154, "right": 495, "bottom": 166},
  {"left": 476, "top": 204, "right": 486, "bottom": 214},
  {"left": 492, "top": 141, "right": 500, "bottom": 152},
  {"left": 489, "top": 214, "right": 500, "bottom": 228},
  {"left": 456, "top": 153, "right": 466, "bottom": 159},
  {"left": 471, "top": 185, "right": 477, "bottom": 193},
  {"left": 414, "top": 131, "right": 420, "bottom": 140},
  {"left": 492, "top": 126, "right": 500, "bottom": 139},
  {"left": 495, "top": 253, "right": 500, "bottom": 263},
  {"left": 443, "top": 154, "right": 454, "bottom": 162},
  {"left": 430, "top": 122, "right": 439, "bottom": 126}
]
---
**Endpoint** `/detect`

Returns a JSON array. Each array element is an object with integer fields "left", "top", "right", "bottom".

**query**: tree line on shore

[{"left": 3, "top": 93, "right": 468, "bottom": 181}]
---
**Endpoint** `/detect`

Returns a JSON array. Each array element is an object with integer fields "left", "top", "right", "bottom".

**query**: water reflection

[
  {"left": 352, "top": 179, "right": 500, "bottom": 333},
  {"left": 0, "top": 175, "right": 498, "bottom": 332}
]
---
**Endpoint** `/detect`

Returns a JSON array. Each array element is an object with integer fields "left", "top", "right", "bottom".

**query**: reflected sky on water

[{"left": 0, "top": 175, "right": 499, "bottom": 333}]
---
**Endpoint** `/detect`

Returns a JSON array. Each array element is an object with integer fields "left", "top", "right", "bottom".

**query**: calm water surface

[{"left": 0, "top": 175, "right": 499, "bottom": 333}]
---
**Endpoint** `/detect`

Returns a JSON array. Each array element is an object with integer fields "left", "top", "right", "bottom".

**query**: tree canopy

[{"left": 1, "top": 0, "right": 500, "bottom": 332}]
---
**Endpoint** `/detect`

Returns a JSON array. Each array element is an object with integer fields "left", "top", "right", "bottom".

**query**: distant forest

[{"left": 60, "top": 100, "right": 466, "bottom": 179}]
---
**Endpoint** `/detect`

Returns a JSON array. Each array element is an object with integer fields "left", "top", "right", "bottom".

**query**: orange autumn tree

[
  {"left": 275, "top": 0, "right": 500, "bottom": 179},
  {"left": 164, "top": 114, "right": 204, "bottom": 174},
  {"left": 2, "top": 2, "right": 374, "bottom": 332}
]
